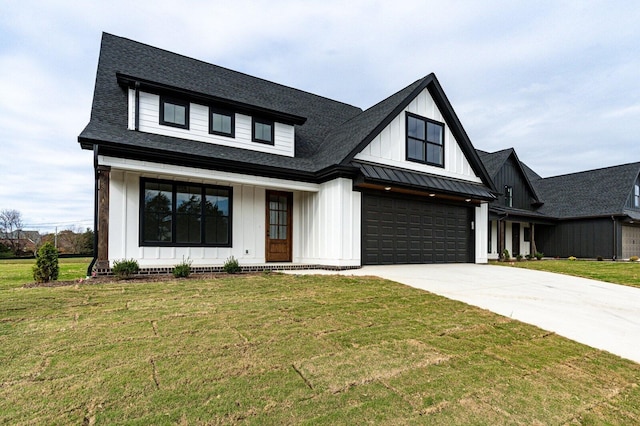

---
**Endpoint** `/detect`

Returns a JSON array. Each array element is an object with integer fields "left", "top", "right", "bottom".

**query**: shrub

[
  {"left": 112, "top": 258, "right": 139, "bottom": 279},
  {"left": 173, "top": 257, "right": 192, "bottom": 278},
  {"left": 568, "top": 256, "right": 577, "bottom": 261},
  {"left": 32, "top": 242, "right": 59, "bottom": 283},
  {"left": 525, "top": 254, "right": 532, "bottom": 260},
  {"left": 223, "top": 256, "right": 241, "bottom": 274},
  {"left": 502, "top": 249, "right": 511, "bottom": 262},
  {"left": 534, "top": 252, "right": 544, "bottom": 260},
  {"left": 630, "top": 256, "right": 639, "bottom": 262},
  {"left": 597, "top": 256, "right": 603, "bottom": 261},
  {"left": 515, "top": 254, "right": 523, "bottom": 262}
]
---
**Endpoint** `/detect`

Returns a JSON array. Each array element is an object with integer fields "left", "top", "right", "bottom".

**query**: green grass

[
  {"left": 496, "top": 259, "right": 640, "bottom": 288},
  {"left": 0, "top": 257, "right": 91, "bottom": 291},
  {"left": 1, "top": 262, "right": 640, "bottom": 424}
]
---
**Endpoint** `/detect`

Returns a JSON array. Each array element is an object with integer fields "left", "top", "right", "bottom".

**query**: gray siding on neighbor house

[
  {"left": 536, "top": 218, "right": 617, "bottom": 259},
  {"left": 493, "top": 156, "right": 537, "bottom": 210}
]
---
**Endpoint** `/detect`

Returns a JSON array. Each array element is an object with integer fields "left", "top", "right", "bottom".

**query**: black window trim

[
  {"left": 252, "top": 117, "right": 275, "bottom": 145},
  {"left": 504, "top": 185, "right": 513, "bottom": 208},
  {"left": 209, "top": 106, "right": 235, "bottom": 138},
  {"left": 405, "top": 112, "right": 445, "bottom": 168},
  {"left": 139, "top": 177, "right": 232, "bottom": 247},
  {"left": 159, "top": 96, "right": 190, "bottom": 129}
]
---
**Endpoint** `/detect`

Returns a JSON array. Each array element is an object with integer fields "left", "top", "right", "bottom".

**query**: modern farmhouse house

[
  {"left": 78, "top": 33, "right": 496, "bottom": 272},
  {"left": 479, "top": 149, "right": 640, "bottom": 260}
]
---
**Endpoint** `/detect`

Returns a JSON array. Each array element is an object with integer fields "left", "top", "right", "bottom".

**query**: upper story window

[
  {"left": 252, "top": 117, "right": 274, "bottom": 145},
  {"left": 141, "top": 178, "right": 232, "bottom": 247},
  {"left": 406, "top": 112, "right": 444, "bottom": 167},
  {"left": 505, "top": 185, "right": 513, "bottom": 207},
  {"left": 160, "top": 96, "right": 189, "bottom": 129},
  {"left": 634, "top": 183, "right": 639, "bottom": 208},
  {"left": 210, "top": 107, "right": 234, "bottom": 137}
]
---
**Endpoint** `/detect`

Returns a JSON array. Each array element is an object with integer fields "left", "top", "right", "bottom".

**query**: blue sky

[{"left": 1, "top": 0, "right": 639, "bottom": 232}]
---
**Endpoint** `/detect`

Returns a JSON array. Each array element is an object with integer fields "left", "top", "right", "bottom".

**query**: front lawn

[
  {"left": 1, "top": 269, "right": 639, "bottom": 424},
  {"left": 495, "top": 259, "right": 640, "bottom": 288}
]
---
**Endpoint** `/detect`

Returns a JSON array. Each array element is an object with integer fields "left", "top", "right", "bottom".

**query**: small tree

[{"left": 33, "top": 242, "right": 59, "bottom": 283}]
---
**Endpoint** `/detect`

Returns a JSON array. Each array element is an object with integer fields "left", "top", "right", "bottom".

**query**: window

[
  {"left": 209, "top": 107, "right": 234, "bottom": 137},
  {"left": 141, "top": 179, "right": 231, "bottom": 246},
  {"left": 406, "top": 112, "right": 444, "bottom": 167},
  {"left": 505, "top": 186, "right": 513, "bottom": 207},
  {"left": 635, "top": 183, "right": 640, "bottom": 208},
  {"left": 160, "top": 96, "right": 189, "bottom": 129},
  {"left": 523, "top": 227, "right": 531, "bottom": 242},
  {"left": 252, "top": 117, "right": 274, "bottom": 144}
]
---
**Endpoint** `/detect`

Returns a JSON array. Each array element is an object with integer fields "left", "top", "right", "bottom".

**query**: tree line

[{"left": 0, "top": 209, "right": 93, "bottom": 257}]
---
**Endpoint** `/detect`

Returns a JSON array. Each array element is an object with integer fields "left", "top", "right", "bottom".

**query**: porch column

[
  {"left": 96, "top": 165, "right": 111, "bottom": 269},
  {"left": 498, "top": 220, "right": 505, "bottom": 259}
]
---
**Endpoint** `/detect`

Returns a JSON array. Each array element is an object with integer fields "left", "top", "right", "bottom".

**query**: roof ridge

[
  {"left": 542, "top": 161, "right": 640, "bottom": 181},
  {"left": 102, "top": 32, "right": 362, "bottom": 111}
]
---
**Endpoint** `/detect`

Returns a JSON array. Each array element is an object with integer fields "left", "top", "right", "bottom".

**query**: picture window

[{"left": 406, "top": 112, "right": 444, "bottom": 167}]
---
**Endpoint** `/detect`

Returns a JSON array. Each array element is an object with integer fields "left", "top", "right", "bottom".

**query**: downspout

[{"left": 86, "top": 145, "right": 99, "bottom": 277}]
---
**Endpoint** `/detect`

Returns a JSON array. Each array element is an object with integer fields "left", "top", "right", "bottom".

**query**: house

[
  {"left": 478, "top": 149, "right": 640, "bottom": 260},
  {"left": 78, "top": 33, "right": 496, "bottom": 273}
]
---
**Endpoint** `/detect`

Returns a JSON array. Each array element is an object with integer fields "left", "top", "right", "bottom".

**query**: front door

[
  {"left": 512, "top": 223, "right": 520, "bottom": 256},
  {"left": 266, "top": 191, "right": 293, "bottom": 262}
]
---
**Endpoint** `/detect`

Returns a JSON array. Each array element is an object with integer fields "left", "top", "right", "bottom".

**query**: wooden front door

[{"left": 266, "top": 191, "right": 293, "bottom": 262}]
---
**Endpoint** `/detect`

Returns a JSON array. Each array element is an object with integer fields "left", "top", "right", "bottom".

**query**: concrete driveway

[{"left": 285, "top": 264, "right": 640, "bottom": 364}]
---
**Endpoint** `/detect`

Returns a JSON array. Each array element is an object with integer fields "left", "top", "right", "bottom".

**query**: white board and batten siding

[
  {"left": 103, "top": 156, "right": 361, "bottom": 268},
  {"left": 354, "top": 88, "right": 481, "bottom": 183},
  {"left": 131, "top": 90, "right": 295, "bottom": 157}
]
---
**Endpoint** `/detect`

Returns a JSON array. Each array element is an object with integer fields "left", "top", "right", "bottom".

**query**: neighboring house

[
  {"left": 78, "top": 33, "right": 496, "bottom": 272},
  {"left": 478, "top": 149, "right": 640, "bottom": 260}
]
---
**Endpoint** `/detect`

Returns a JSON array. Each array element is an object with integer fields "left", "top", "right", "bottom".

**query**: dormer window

[
  {"left": 505, "top": 185, "right": 513, "bottom": 207},
  {"left": 160, "top": 96, "right": 189, "bottom": 129},
  {"left": 406, "top": 112, "right": 444, "bottom": 167},
  {"left": 252, "top": 117, "right": 274, "bottom": 145},
  {"left": 209, "top": 107, "right": 234, "bottom": 137}
]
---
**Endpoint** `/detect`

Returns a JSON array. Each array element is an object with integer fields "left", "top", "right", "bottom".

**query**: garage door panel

[{"left": 362, "top": 192, "right": 474, "bottom": 265}]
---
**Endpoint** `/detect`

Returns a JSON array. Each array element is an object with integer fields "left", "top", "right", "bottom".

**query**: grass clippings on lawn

[{"left": 2, "top": 271, "right": 640, "bottom": 424}]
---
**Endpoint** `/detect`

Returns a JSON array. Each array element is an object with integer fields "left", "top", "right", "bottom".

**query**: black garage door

[{"left": 362, "top": 193, "right": 474, "bottom": 265}]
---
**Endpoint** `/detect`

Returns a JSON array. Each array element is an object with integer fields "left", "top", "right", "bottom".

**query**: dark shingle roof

[
  {"left": 79, "top": 33, "right": 363, "bottom": 173},
  {"left": 535, "top": 162, "right": 640, "bottom": 218},
  {"left": 476, "top": 148, "right": 541, "bottom": 203},
  {"left": 78, "top": 33, "right": 495, "bottom": 196}
]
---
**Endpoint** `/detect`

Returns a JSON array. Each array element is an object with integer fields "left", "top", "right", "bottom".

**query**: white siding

[
  {"left": 296, "top": 178, "right": 361, "bottom": 267},
  {"left": 135, "top": 91, "right": 295, "bottom": 157},
  {"left": 475, "top": 203, "right": 488, "bottom": 264},
  {"left": 354, "top": 88, "right": 481, "bottom": 183},
  {"left": 104, "top": 159, "right": 360, "bottom": 268}
]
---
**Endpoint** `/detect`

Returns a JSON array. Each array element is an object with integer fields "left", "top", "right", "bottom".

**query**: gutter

[{"left": 86, "top": 145, "right": 99, "bottom": 277}]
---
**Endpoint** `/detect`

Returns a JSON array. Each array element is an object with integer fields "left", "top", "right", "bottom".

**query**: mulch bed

[{"left": 22, "top": 272, "right": 252, "bottom": 288}]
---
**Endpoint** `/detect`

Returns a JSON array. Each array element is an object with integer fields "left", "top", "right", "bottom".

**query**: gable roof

[
  {"left": 477, "top": 148, "right": 542, "bottom": 204},
  {"left": 79, "top": 33, "right": 363, "bottom": 176},
  {"left": 535, "top": 162, "right": 640, "bottom": 219},
  {"left": 79, "top": 33, "right": 495, "bottom": 195}
]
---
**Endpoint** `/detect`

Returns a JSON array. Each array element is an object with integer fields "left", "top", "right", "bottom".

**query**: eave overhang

[{"left": 116, "top": 73, "right": 307, "bottom": 126}]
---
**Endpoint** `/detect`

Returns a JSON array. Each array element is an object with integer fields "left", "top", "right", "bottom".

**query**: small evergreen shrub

[
  {"left": 32, "top": 242, "right": 59, "bottom": 283},
  {"left": 515, "top": 254, "right": 523, "bottom": 262},
  {"left": 502, "top": 249, "right": 511, "bottom": 262},
  {"left": 112, "top": 259, "right": 139, "bottom": 279},
  {"left": 534, "top": 252, "right": 544, "bottom": 260},
  {"left": 568, "top": 256, "right": 577, "bottom": 261},
  {"left": 173, "top": 257, "right": 192, "bottom": 278},
  {"left": 223, "top": 256, "right": 241, "bottom": 274},
  {"left": 630, "top": 256, "right": 639, "bottom": 262},
  {"left": 597, "top": 256, "right": 603, "bottom": 261}
]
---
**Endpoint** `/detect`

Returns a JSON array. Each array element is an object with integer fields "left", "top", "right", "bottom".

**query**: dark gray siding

[
  {"left": 493, "top": 156, "right": 536, "bottom": 210},
  {"left": 536, "top": 218, "right": 616, "bottom": 258}
]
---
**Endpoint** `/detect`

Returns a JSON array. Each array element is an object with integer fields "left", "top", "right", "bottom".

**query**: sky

[{"left": 1, "top": 0, "right": 639, "bottom": 233}]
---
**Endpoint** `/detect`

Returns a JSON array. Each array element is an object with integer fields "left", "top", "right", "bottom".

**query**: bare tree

[{"left": 0, "top": 209, "right": 24, "bottom": 254}]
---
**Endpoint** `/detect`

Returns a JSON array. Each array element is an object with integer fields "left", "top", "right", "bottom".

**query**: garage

[
  {"left": 622, "top": 225, "right": 640, "bottom": 259},
  {"left": 362, "top": 192, "right": 474, "bottom": 265}
]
